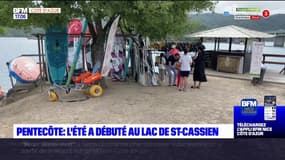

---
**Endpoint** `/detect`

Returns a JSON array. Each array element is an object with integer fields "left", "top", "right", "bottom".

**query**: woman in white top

[{"left": 178, "top": 48, "right": 192, "bottom": 91}]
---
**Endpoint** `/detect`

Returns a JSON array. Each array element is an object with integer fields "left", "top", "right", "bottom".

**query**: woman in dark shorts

[
  {"left": 192, "top": 44, "right": 207, "bottom": 89},
  {"left": 178, "top": 48, "right": 192, "bottom": 91}
]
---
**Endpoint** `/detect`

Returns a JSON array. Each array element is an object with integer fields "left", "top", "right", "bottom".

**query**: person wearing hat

[
  {"left": 191, "top": 44, "right": 207, "bottom": 89},
  {"left": 169, "top": 44, "right": 180, "bottom": 56}
]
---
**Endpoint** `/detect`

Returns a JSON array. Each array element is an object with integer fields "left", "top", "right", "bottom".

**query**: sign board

[{"left": 250, "top": 41, "right": 264, "bottom": 75}]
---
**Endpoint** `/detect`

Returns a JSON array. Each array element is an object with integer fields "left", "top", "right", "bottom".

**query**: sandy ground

[{"left": 0, "top": 76, "right": 284, "bottom": 138}]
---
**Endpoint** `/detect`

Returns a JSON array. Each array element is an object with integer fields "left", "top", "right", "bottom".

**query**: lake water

[
  {"left": 0, "top": 37, "right": 285, "bottom": 92},
  {"left": 0, "top": 38, "right": 39, "bottom": 92},
  {"left": 203, "top": 41, "right": 285, "bottom": 71}
]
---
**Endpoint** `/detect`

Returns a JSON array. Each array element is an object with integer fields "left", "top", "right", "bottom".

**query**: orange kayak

[
  {"left": 72, "top": 71, "right": 91, "bottom": 83},
  {"left": 83, "top": 72, "right": 102, "bottom": 85}
]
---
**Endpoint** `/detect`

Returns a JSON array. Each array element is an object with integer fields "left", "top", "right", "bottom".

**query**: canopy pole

[
  {"left": 37, "top": 34, "right": 43, "bottom": 82},
  {"left": 214, "top": 38, "right": 217, "bottom": 51},
  {"left": 217, "top": 38, "right": 220, "bottom": 51},
  {"left": 244, "top": 38, "right": 248, "bottom": 53},
  {"left": 243, "top": 38, "right": 248, "bottom": 73},
  {"left": 40, "top": 35, "right": 47, "bottom": 81},
  {"left": 36, "top": 34, "right": 43, "bottom": 92},
  {"left": 229, "top": 38, "right": 232, "bottom": 52}
]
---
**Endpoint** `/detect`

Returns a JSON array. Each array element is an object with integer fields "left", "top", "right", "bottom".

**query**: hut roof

[{"left": 185, "top": 25, "right": 275, "bottom": 38}]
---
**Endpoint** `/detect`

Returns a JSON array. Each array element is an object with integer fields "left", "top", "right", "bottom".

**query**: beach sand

[{"left": 0, "top": 76, "right": 284, "bottom": 138}]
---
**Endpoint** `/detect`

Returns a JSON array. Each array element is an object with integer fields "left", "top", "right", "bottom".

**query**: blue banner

[{"left": 234, "top": 106, "right": 285, "bottom": 138}]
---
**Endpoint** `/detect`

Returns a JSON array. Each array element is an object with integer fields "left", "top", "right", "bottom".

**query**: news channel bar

[
  {"left": 223, "top": 7, "right": 270, "bottom": 20},
  {"left": 13, "top": 8, "right": 61, "bottom": 20},
  {"left": 234, "top": 96, "right": 284, "bottom": 138},
  {"left": 10, "top": 96, "right": 285, "bottom": 139}
]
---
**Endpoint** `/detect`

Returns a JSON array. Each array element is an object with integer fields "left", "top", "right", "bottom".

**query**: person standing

[
  {"left": 169, "top": 44, "right": 180, "bottom": 56},
  {"left": 158, "top": 53, "right": 167, "bottom": 83},
  {"left": 166, "top": 54, "right": 180, "bottom": 86},
  {"left": 192, "top": 44, "right": 207, "bottom": 89},
  {"left": 178, "top": 49, "right": 192, "bottom": 91},
  {"left": 175, "top": 54, "right": 181, "bottom": 87}
]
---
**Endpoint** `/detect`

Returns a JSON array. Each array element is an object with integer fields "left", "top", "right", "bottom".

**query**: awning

[{"left": 185, "top": 25, "right": 275, "bottom": 38}]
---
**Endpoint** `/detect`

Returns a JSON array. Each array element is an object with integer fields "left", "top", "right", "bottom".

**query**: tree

[{"left": 0, "top": 1, "right": 214, "bottom": 79}]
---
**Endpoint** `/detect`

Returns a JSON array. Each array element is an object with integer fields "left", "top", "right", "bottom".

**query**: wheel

[
  {"left": 89, "top": 85, "right": 103, "bottom": 97},
  {"left": 49, "top": 90, "right": 58, "bottom": 102}
]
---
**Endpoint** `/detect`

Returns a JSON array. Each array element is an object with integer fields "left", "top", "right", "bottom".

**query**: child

[
  {"left": 177, "top": 70, "right": 181, "bottom": 88},
  {"left": 175, "top": 55, "right": 181, "bottom": 87}
]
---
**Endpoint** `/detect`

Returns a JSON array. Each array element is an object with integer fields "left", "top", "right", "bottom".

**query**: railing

[
  {"left": 262, "top": 54, "right": 285, "bottom": 74},
  {"left": 21, "top": 54, "right": 45, "bottom": 57}
]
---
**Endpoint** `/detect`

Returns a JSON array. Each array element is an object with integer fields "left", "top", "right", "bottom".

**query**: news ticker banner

[
  {"left": 12, "top": 97, "right": 285, "bottom": 139},
  {"left": 12, "top": 105, "right": 285, "bottom": 139},
  {"left": 13, "top": 124, "right": 234, "bottom": 139}
]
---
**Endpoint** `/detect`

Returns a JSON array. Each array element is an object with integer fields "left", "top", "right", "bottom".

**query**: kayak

[{"left": 8, "top": 56, "right": 40, "bottom": 83}]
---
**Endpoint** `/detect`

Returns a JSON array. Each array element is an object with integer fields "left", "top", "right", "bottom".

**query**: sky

[{"left": 213, "top": 1, "right": 285, "bottom": 15}]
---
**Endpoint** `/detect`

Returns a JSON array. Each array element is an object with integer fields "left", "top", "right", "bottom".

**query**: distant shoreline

[{"left": 0, "top": 37, "right": 34, "bottom": 38}]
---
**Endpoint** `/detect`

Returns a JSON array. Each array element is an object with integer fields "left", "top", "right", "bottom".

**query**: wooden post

[
  {"left": 42, "top": 34, "right": 51, "bottom": 83},
  {"left": 214, "top": 38, "right": 217, "bottom": 51},
  {"left": 217, "top": 38, "right": 220, "bottom": 50},
  {"left": 229, "top": 38, "right": 232, "bottom": 52},
  {"left": 244, "top": 38, "right": 248, "bottom": 53},
  {"left": 37, "top": 34, "right": 43, "bottom": 81},
  {"left": 40, "top": 35, "right": 47, "bottom": 81},
  {"left": 36, "top": 34, "right": 43, "bottom": 92}
]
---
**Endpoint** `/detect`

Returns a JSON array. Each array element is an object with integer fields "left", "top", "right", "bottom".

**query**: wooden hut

[{"left": 185, "top": 25, "right": 275, "bottom": 74}]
